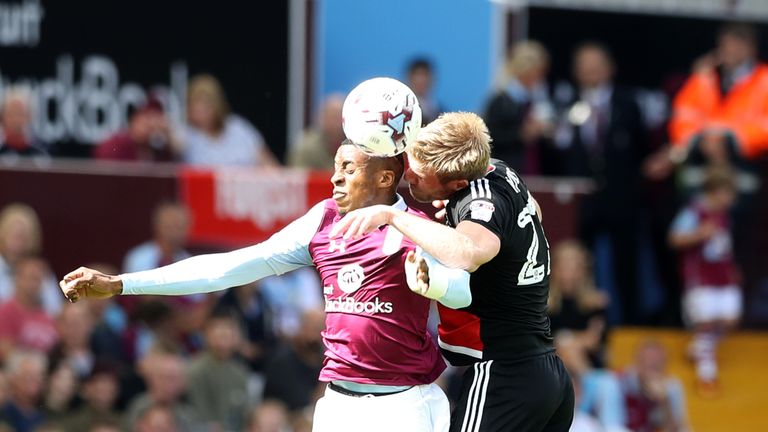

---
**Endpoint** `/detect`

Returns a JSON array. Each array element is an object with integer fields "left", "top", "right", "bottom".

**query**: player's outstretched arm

[
  {"left": 405, "top": 248, "right": 471, "bottom": 309},
  {"left": 60, "top": 202, "right": 325, "bottom": 302}
]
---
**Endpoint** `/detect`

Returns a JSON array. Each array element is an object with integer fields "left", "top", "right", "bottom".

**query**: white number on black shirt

[{"left": 517, "top": 194, "right": 546, "bottom": 285}]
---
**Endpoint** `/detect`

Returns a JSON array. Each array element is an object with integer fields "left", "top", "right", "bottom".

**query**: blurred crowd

[
  {"left": 2, "top": 18, "right": 768, "bottom": 432},
  {"left": 0, "top": 201, "right": 328, "bottom": 432}
]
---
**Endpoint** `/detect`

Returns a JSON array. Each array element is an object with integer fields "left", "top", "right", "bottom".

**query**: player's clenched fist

[
  {"left": 59, "top": 267, "right": 122, "bottom": 302},
  {"left": 405, "top": 249, "right": 431, "bottom": 296}
]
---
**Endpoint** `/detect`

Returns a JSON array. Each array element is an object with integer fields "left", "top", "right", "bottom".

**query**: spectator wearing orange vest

[{"left": 670, "top": 23, "right": 768, "bottom": 163}]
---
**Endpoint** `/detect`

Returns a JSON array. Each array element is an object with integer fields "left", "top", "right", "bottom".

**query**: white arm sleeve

[
  {"left": 405, "top": 248, "right": 472, "bottom": 309},
  {"left": 121, "top": 201, "right": 325, "bottom": 296}
]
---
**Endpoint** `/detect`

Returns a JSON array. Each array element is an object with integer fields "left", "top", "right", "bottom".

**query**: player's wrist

[
  {"left": 109, "top": 276, "right": 123, "bottom": 295},
  {"left": 384, "top": 207, "right": 399, "bottom": 227}
]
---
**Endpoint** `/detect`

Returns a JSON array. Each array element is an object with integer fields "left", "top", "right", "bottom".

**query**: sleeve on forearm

[
  {"left": 121, "top": 202, "right": 325, "bottom": 296},
  {"left": 420, "top": 251, "right": 472, "bottom": 309}
]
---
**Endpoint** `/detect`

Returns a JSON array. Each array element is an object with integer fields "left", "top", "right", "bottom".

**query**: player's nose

[{"left": 330, "top": 169, "right": 344, "bottom": 185}]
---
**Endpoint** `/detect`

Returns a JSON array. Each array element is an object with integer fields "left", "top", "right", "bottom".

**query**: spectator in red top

[
  {"left": 93, "top": 97, "right": 175, "bottom": 162},
  {"left": 0, "top": 256, "right": 59, "bottom": 360},
  {"left": 619, "top": 340, "right": 688, "bottom": 432}
]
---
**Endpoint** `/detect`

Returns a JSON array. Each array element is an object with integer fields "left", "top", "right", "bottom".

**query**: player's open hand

[
  {"left": 405, "top": 249, "right": 430, "bottom": 297},
  {"left": 329, "top": 205, "right": 393, "bottom": 240},
  {"left": 59, "top": 267, "right": 122, "bottom": 303}
]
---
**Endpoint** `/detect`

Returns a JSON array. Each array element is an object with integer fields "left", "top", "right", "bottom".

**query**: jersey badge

[{"left": 469, "top": 201, "right": 495, "bottom": 222}]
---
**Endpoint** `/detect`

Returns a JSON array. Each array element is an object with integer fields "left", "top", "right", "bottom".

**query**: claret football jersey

[{"left": 308, "top": 197, "right": 445, "bottom": 385}]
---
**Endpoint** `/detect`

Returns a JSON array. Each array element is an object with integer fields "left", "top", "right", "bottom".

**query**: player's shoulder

[
  {"left": 308, "top": 199, "right": 340, "bottom": 232},
  {"left": 453, "top": 160, "right": 524, "bottom": 205}
]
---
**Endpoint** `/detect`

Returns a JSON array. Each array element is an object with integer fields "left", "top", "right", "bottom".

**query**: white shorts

[
  {"left": 312, "top": 382, "right": 449, "bottom": 432},
  {"left": 683, "top": 285, "right": 742, "bottom": 324}
]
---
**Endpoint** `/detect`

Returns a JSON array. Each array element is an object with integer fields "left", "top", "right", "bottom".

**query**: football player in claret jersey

[
  {"left": 331, "top": 112, "right": 574, "bottom": 432},
  {"left": 58, "top": 141, "right": 473, "bottom": 432}
]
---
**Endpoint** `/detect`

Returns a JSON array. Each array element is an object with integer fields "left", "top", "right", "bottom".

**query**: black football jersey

[{"left": 438, "top": 159, "right": 553, "bottom": 365}]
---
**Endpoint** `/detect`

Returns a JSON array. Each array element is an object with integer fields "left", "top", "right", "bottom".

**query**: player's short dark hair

[
  {"left": 371, "top": 152, "right": 405, "bottom": 184},
  {"left": 718, "top": 22, "right": 758, "bottom": 46},
  {"left": 339, "top": 139, "right": 405, "bottom": 183},
  {"left": 407, "top": 57, "right": 433, "bottom": 75},
  {"left": 702, "top": 167, "right": 736, "bottom": 193}
]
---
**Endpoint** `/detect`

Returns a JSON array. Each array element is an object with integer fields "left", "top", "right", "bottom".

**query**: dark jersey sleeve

[{"left": 450, "top": 179, "right": 515, "bottom": 244}]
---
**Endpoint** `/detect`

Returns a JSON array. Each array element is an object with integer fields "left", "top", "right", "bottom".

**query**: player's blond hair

[{"left": 408, "top": 112, "right": 491, "bottom": 181}]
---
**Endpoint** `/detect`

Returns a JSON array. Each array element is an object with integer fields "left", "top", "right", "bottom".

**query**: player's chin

[{"left": 334, "top": 197, "right": 349, "bottom": 214}]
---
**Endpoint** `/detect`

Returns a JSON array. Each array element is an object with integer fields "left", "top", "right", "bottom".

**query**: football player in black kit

[{"left": 330, "top": 112, "right": 574, "bottom": 432}]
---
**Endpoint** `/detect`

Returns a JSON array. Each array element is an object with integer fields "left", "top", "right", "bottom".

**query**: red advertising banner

[{"left": 180, "top": 167, "right": 333, "bottom": 247}]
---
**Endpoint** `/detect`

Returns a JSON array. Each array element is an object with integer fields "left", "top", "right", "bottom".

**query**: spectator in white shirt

[{"left": 179, "top": 74, "right": 279, "bottom": 167}]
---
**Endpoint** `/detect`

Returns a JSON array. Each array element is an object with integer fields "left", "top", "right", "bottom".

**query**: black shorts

[{"left": 450, "top": 353, "right": 574, "bottom": 432}]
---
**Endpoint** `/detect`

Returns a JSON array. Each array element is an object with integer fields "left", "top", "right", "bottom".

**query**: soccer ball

[{"left": 342, "top": 77, "right": 422, "bottom": 157}]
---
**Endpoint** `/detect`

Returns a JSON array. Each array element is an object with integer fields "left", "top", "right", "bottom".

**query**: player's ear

[
  {"left": 378, "top": 169, "right": 396, "bottom": 189},
  {"left": 446, "top": 179, "right": 469, "bottom": 193}
]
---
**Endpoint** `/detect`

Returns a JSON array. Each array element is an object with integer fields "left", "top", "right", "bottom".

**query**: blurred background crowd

[{"left": 2, "top": 1, "right": 768, "bottom": 431}]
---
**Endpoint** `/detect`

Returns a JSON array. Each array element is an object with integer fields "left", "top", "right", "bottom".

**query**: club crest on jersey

[
  {"left": 337, "top": 263, "right": 365, "bottom": 293},
  {"left": 470, "top": 201, "right": 495, "bottom": 222}
]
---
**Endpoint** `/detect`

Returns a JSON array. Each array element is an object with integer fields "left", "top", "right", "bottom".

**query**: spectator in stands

[
  {"left": 123, "top": 201, "right": 207, "bottom": 352},
  {"left": 287, "top": 94, "right": 345, "bottom": 170},
  {"left": 187, "top": 312, "right": 250, "bottom": 431},
  {"left": 180, "top": 74, "right": 279, "bottom": 167},
  {"left": 555, "top": 332, "right": 626, "bottom": 431},
  {"left": 0, "top": 88, "right": 48, "bottom": 157},
  {"left": 569, "top": 376, "right": 609, "bottom": 432},
  {"left": 548, "top": 240, "right": 609, "bottom": 367},
  {"left": 213, "top": 282, "right": 276, "bottom": 372},
  {"left": 85, "top": 264, "right": 127, "bottom": 365},
  {"left": 669, "top": 168, "right": 738, "bottom": 396},
  {"left": 93, "top": 97, "right": 175, "bottom": 162},
  {"left": 669, "top": 23, "right": 768, "bottom": 163},
  {"left": 42, "top": 363, "right": 78, "bottom": 422},
  {"left": 0, "top": 204, "right": 62, "bottom": 316},
  {"left": 619, "top": 340, "right": 688, "bottom": 432},
  {"left": 120, "top": 300, "right": 180, "bottom": 364},
  {"left": 557, "top": 41, "right": 651, "bottom": 325},
  {"left": 259, "top": 269, "right": 323, "bottom": 338},
  {"left": 406, "top": 58, "right": 445, "bottom": 125},
  {"left": 50, "top": 302, "right": 95, "bottom": 379},
  {"left": 484, "top": 40, "right": 557, "bottom": 175},
  {"left": 88, "top": 420, "right": 121, "bottom": 432},
  {"left": 0, "top": 370, "right": 8, "bottom": 430},
  {"left": 246, "top": 400, "right": 290, "bottom": 432},
  {"left": 262, "top": 308, "right": 324, "bottom": 414},
  {"left": 58, "top": 363, "right": 121, "bottom": 432},
  {"left": 125, "top": 349, "right": 196, "bottom": 431},
  {"left": 124, "top": 202, "right": 191, "bottom": 273},
  {"left": 0, "top": 256, "right": 59, "bottom": 360},
  {"left": 1, "top": 351, "right": 48, "bottom": 432},
  {"left": 0, "top": 371, "right": 6, "bottom": 406},
  {"left": 133, "top": 404, "right": 178, "bottom": 432}
]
